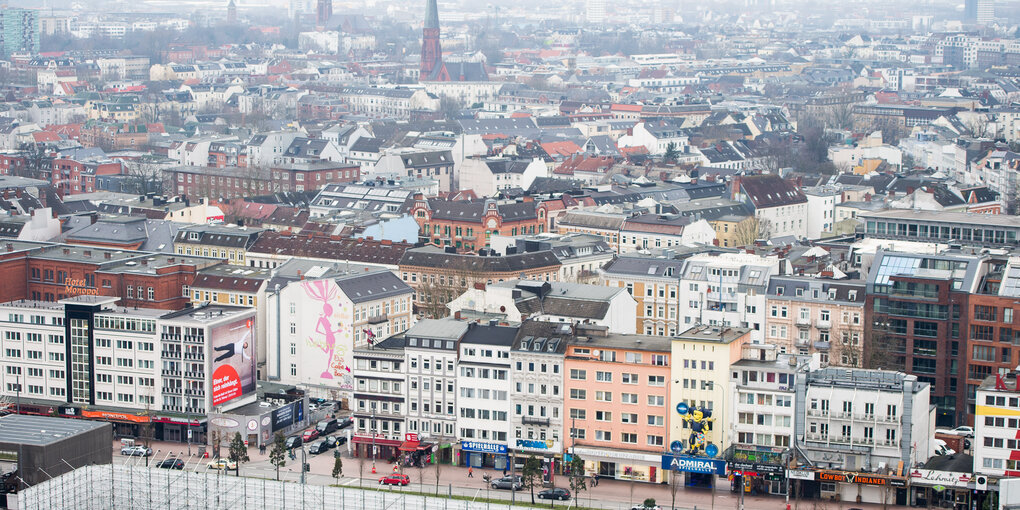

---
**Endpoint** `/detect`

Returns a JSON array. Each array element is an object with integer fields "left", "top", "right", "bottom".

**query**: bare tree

[{"left": 732, "top": 216, "right": 772, "bottom": 246}]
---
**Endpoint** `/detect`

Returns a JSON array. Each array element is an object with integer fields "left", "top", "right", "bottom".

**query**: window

[
  {"left": 621, "top": 412, "right": 638, "bottom": 423},
  {"left": 569, "top": 389, "right": 586, "bottom": 400},
  {"left": 569, "top": 408, "right": 586, "bottom": 420},
  {"left": 595, "top": 411, "right": 612, "bottom": 421},
  {"left": 647, "top": 395, "right": 664, "bottom": 406},
  {"left": 596, "top": 371, "right": 612, "bottom": 382},
  {"left": 647, "top": 415, "right": 664, "bottom": 426},
  {"left": 595, "top": 391, "right": 612, "bottom": 402},
  {"left": 648, "top": 375, "right": 665, "bottom": 386},
  {"left": 569, "top": 369, "right": 586, "bottom": 380},
  {"left": 621, "top": 393, "right": 638, "bottom": 404},
  {"left": 621, "top": 433, "right": 638, "bottom": 444},
  {"left": 595, "top": 430, "right": 612, "bottom": 442}
]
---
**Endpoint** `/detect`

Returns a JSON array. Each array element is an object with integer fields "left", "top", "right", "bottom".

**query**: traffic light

[{"left": 303, "top": 463, "right": 310, "bottom": 472}]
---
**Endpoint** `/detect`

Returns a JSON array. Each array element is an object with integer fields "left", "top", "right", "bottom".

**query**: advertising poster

[
  {"left": 211, "top": 317, "right": 256, "bottom": 406},
  {"left": 300, "top": 280, "right": 354, "bottom": 391}
]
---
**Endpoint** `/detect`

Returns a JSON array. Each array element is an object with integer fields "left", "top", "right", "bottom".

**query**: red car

[
  {"left": 302, "top": 429, "right": 320, "bottom": 442},
  {"left": 379, "top": 473, "right": 410, "bottom": 486}
]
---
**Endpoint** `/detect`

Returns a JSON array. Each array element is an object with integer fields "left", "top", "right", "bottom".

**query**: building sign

[
  {"left": 64, "top": 278, "right": 98, "bottom": 297},
  {"left": 515, "top": 439, "right": 559, "bottom": 452},
  {"left": 787, "top": 469, "right": 816, "bottom": 481},
  {"left": 211, "top": 318, "right": 256, "bottom": 406},
  {"left": 272, "top": 403, "right": 294, "bottom": 431},
  {"left": 81, "top": 410, "right": 149, "bottom": 423},
  {"left": 461, "top": 441, "right": 507, "bottom": 454},
  {"left": 909, "top": 469, "right": 972, "bottom": 489},
  {"left": 405, "top": 433, "right": 419, "bottom": 442},
  {"left": 730, "top": 461, "right": 786, "bottom": 475},
  {"left": 58, "top": 406, "right": 78, "bottom": 417},
  {"left": 661, "top": 455, "right": 727, "bottom": 475},
  {"left": 818, "top": 471, "right": 905, "bottom": 487}
]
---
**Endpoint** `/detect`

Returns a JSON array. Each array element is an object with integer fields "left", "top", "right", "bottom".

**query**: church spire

[{"left": 424, "top": 0, "right": 440, "bottom": 30}]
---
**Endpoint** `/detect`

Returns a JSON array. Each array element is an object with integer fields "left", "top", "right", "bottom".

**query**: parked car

[
  {"left": 379, "top": 473, "right": 410, "bottom": 486},
  {"left": 538, "top": 488, "right": 571, "bottom": 500},
  {"left": 302, "top": 429, "right": 320, "bottom": 442},
  {"left": 157, "top": 458, "right": 184, "bottom": 470},
  {"left": 338, "top": 417, "right": 354, "bottom": 429},
  {"left": 207, "top": 459, "right": 237, "bottom": 471},
  {"left": 631, "top": 505, "right": 662, "bottom": 510},
  {"left": 308, "top": 440, "right": 332, "bottom": 455},
  {"left": 120, "top": 446, "right": 152, "bottom": 457},
  {"left": 316, "top": 418, "right": 338, "bottom": 435},
  {"left": 285, "top": 436, "right": 303, "bottom": 449},
  {"left": 491, "top": 476, "right": 522, "bottom": 490},
  {"left": 951, "top": 426, "right": 974, "bottom": 437}
]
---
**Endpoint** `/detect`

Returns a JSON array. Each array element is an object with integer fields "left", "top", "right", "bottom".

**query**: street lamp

[{"left": 371, "top": 401, "right": 377, "bottom": 474}]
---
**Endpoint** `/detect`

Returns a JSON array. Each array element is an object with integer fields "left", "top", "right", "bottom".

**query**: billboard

[
  {"left": 298, "top": 280, "right": 354, "bottom": 391},
  {"left": 211, "top": 317, "right": 256, "bottom": 406},
  {"left": 271, "top": 400, "right": 305, "bottom": 432}
]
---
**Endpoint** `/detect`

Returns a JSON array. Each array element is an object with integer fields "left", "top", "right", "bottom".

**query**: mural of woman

[{"left": 302, "top": 280, "right": 347, "bottom": 380}]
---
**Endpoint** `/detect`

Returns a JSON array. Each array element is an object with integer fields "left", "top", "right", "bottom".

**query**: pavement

[{"left": 115, "top": 439, "right": 912, "bottom": 510}]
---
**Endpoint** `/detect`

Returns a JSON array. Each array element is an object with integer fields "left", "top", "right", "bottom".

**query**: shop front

[
  {"left": 572, "top": 446, "right": 665, "bottom": 483},
  {"left": 513, "top": 439, "right": 561, "bottom": 484},
  {"left": 398, "top": 434, "right": 434, "bottom": 467},
  {"left": 908, "top": 469, "right": 974, "bottom": 509},
  {"left": 727, "top": 446, "right": 789, "bottom": 496},
  {"left": 151, "top": 415, "right": 206, "bottom": 445},
  {"left": 459, "top": 440, "right": 509, "bottom": 470},
  {"left": 81, "top": 409, "right": 150, "bottom": 438},
  {"left": 353, "top": 434, "right": 402, "bottom": 463},
  {"left": 816, "top": 470, "right": 907, "bottom": 505},
  {"left": 661, "top": 454, "right": 727, "bottom": 489}
]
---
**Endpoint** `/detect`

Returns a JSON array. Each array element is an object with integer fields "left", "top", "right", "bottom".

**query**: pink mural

[{"left": 301, "top": 280, "right": 353, "bottom": 388}]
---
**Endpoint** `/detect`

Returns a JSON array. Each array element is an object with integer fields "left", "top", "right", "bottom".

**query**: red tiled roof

[{"left": 541, "top": 141, "right": 581, "bottom": 157}]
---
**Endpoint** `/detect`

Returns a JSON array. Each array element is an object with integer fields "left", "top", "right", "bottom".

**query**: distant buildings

[{"left": 0, "top": 8, "right": 39, "bottom": 58}]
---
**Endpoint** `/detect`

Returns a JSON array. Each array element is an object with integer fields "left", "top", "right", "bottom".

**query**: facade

[
  {"left": 677, "top": 253, "right": 781, "bottom": 343},
  {"left": 859, "top": 209, "right": 1020, "bottom": 247},
  {"left": 600, "top": 256, "right": 685, "bottom": 336},
  {"left": 509, "top": 321, "right": 570, "bottom": 479},
  {"left": 732, "top": 175, "right": 809, "bottom": 239},
  {"left": 403, "top": 318, "right": 467, "bottom": 463},
  {"left": 966, "top": 257, "right": 1020, "bottom": 422},
  {"left": 174, "top": 224, "right": 264, "bottom": 266},
  {"left": 865, "top": 249, "right": 985, "bottom": 427},
  {"left": 0, "top": 8, "right": 39, "bottom": 58},
  {"left": 974, "top": 373, "right": 1020, "bottom": 478},
  {"left": 455, "top": 322, "right": 515, "bottom": 469},
  {"left": 351, "top": 335, "right": 407, "bottom": 462},
  {"left": 669, "top": 326, "right": 752, "bottom": 458},
  {"left": 795, "top": 368, "right": 930, "bottom": 504},
  {"left": 619, "top": 214, "right": 716, "bottom": 253},
  {"left": 266, "top": 271, "right": 414, "bottom": 402},
  {"left": 411, "top": 196, "right": 549, "bottom": 252},
  {"left": 564, "top": 331, "right": 672, "bottom": 483},
  {"left": 764, "top": 276, "right": 866, "bottom": 366},
  {"left": 170, "top": 163, "right": 360, "bottom": 199}
]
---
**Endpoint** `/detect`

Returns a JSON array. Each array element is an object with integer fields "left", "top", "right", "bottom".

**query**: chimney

[
  {"left": 298, "top": 270, "right": 303, "bottom": 280},
  {"left": 906, "top": 187, "right": 914, "bottom": 195},
  {"left": 864, "top": 193, "right": 871, "bottom": 202},
  {"left": 473, "top": 282, "right": 486, "bottom": 291},
  {"left": 105, "top": 252, "right": 111, "bottom": 259},
  {"left": 454, "top": 311, "right": 462, "bottom": 320}
]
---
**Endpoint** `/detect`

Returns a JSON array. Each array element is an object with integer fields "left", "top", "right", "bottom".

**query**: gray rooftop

[
  {"left": 405, "top": 318, "right": 469, "bottom": 342},
  {"left": 0, "top": 415, "right": 108, "bottom": 446}
]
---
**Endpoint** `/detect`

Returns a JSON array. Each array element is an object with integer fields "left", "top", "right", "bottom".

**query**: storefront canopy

[{"left": 399, "top": 441, "right": 420, "bottom": 452}]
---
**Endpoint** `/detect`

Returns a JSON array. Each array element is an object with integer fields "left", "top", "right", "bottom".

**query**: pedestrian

[
  {"left": 468, "top": 466, "right": 474, "bottom": 478},
  {"left": 503, "top": 468, "right": 508, "bottom": 477},
  {"left": 593, "top": 473, "right": 599, "bottom": 486}
]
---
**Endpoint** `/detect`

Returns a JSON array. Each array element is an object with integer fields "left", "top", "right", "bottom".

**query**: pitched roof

[
  {"left": 335, "top": 270, "right": 412, "bottom": 303},
  {"left": 249, "top": 232, "right": 410, "bottom": 266},
  {"left": 398, "top": 246, "right": 561, "bottom": 272},
  {"left": 738, "top": 174, "right": 807, "bottom": 209}
]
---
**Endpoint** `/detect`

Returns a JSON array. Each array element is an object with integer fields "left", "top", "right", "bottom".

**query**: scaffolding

[{"left": 15, "top": 463, "right": 583, "bottom": 510}]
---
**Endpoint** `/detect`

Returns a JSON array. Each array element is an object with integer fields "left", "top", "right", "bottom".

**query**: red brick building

[
  {"left": 170, "top": 162, "right": 360, "bottom": 199},
  {"left": 51, "top": 157, "right": 123, "bottom": 196},
  {"left": 410, "top": 195, "right": 549, "bottom": 252},
  {"left": 0, "top": 154, "right": 27, "bottom": 175},
  {"left": 0, "top": 241, "right": 218, "bottom": 310}
]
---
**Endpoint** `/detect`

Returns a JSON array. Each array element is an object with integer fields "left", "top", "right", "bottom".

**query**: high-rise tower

[
  {"left": 316, "top": 0, "right": 333, "bottom": 27},
  {"left": 227, "top": 0, "right": 237, "bottom": 24},
  {"left": 420, "top": 0, "right": 444, "bottom": 81}
]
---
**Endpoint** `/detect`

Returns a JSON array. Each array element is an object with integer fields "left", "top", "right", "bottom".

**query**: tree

[
  {"left": 642, "top": 498, "right": 658, "bottom": 509},
  {"left": 438, "top": 96, "right": 463, "bottom": 121},
  {"left": 732, "top": 216, "right": 772, "bottom": 247},
  {"left": 332, "top": 455, "right": 343, "bottom": 484},
  {"left": 522, "top": 455, "right": 542, "bottom": 505},
  {"left": 669, "top": 470, "right": 682, "bottom": 510},
  {"left": 434, "top": 447, "right": 442, "bottom": 495},
  {"left": 568, "top": 454, "right": 587, "bottom": 502},
  {"left": 228, "top": 432, "right": 250, "bottom": 476},
  {"left": 269, "top": 433, "right": 286, "bottom": 480},
  {"left": 663, "top": 142, "right": 679, "bottom": 163}
]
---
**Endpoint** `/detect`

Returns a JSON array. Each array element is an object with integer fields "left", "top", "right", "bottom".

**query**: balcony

[
  {"left": 162, "top": 368, "right": 181, "bottom": 377},
  {"left": 522, "top": 416, "right": 551, "bottom": 426},
  {"left": 161, "top": 350, "right": 180, "bottom": 358},
  {"left": 795, "top": 317, "right": 811, "bottom": 327},
  {"left": 184, "top": 371, "right": 205, "bottom": 379},
  {"left": 367, "top": 313, "right": 388, "bottom": 325},
  {"left": 161, "top": 333, "right": 181, "bottom": 341},
  {"left": 183, "top": 352, "right": 204, "bottom": 360},
  {"left": 185, "top": 389, "right": 205, "bottom": 397},
  {"left": 795, "top": 338, "right": 810, "bottom": 348},
  {"left": 706, "top": 291, "right": 738, "bottom": 303},
  {"left": 806, "top": 409, "right": 829, "bottom": 417},
  {"left": 183, "top": 335, "right": 203, "bottom": 344},
  {"left": 815, "top": 318, "right": 831, "bottom": 329},
  {"left": 163, "top": 386, "right": 182, "bottom": 394}
]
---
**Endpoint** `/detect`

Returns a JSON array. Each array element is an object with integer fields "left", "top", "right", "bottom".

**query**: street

[{"left": 114, "top": 440, "right": 913, "bottom": 510}]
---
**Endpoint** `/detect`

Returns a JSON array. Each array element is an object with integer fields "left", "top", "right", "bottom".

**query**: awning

[{"left": 399, "top": 441, "right": 420, "bottom": 452}]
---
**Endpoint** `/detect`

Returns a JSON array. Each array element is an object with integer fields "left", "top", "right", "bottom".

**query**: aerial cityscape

[{"left": 0, "top": 0, "right": 1018, "bottom": 508}]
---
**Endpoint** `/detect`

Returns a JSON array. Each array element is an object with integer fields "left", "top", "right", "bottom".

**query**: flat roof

[
  {"left": 0, "top": 415, "right": 108, "bottom": 446},
  {"left": 675, "top": 325, "right": 751, "bottom": 344},
  {"left": 861, "top": 209, "right": 1020, "bottom": 228}
]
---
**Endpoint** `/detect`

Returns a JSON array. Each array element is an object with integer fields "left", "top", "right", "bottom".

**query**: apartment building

[
  {"left": 677, "top": 253, "right": 781, "bottom": 343},
  {"left": 795, "top": 368, "right": 930, "bottom": 504},
  {"left": 509, "top": 321, "right": 570, "bottom": 478},
  {"left": 600, "top": 256, "right": 684, "bottom": 336},
  {"left": 352, "top": 335, "right": 408, "bottom": 462},
  {"left": 764, "top": 276, "right": 866, "bottom": 366},
  {"left": 403, "top": 319, "right": 467, "bottom": 463},
  {"left": 455, "top": 322, "right": 515, "bottom": 470},
  {"left": 974, "top": 372, "right": 1020, "bottom": 479},
  {"left": 564, "top": 330, "right": 671, "bottom": 483},
  {"left": 173, "top": 224, "right": 265, "bottom": 266}
]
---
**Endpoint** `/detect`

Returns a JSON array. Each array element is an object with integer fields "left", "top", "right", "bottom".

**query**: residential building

[
  {"left": 619, "top": 214, "right": 717, "bottom": 253},
  {"left": 677, "top": 253, "right": 782, "bottom": 343},
  {"left": 865, "top": 249, "right": 986, "bottom": 427},
  {"left": 455, "top": 322, "right": 515, "bottom": 469},
  {"left": 447, "top": 280, "right": 637, "bottom": 334},
  {"left": 174, "top": 224, "right": 264, "bottom": 266},
  {"left": 403, "top": 318, "right": 467, "bottom": 463},
  {"left": 795, "top": 368, "right": 930, "bottom": 504},
  {"left": 600, "top": 256, "right": 684, "bottom": 336},
  {"left": 458, "top": 158, "right": 548, "bottom": 197},
  {"left": 859, "top": 209, "right": 1020, "bottom": 247},
  {"left": 246, "top": 233, "right": 409, "bottom": 271},
  {"left": 510, "top": 321, "right": 570, "bottom": 478},
  {"left": 973, "top": 372, "right": 1020, "bottom": 478},
  {"left": 488, "top": 233, "right": 614, "bottom": 283},
  {"left": 731, "top": 175, "right": 809, "bottom": 239},
  {"left": 964, "top": 256, "right": 1020, "bottom": 423},
  {"left": 764, "top": 276, "right": 866, "bottom": 366},
  {"left": 669, "top": 326, "right": 752, "bottom": 457},
  {"left": 564, "top": 330, "right": 672, "bottom": 483},
  {"left": 729, "top": 345, "right": 816, "bottom": 496},
  {"left": 555, "top": 211, "right": 625, "bottom": 251},
  {"left": 803, "top": 187, "right": 842, "bottom": 240},
  {"left": 266, "top": 270, "right": 414, "bottom": 402},
  {"left": 0, "top": 8, "right": 39, "bottom": 58},
  {"left": 351, "top": 335, "right": 408, "bottom": 462},
  {"left": 410, "top": 196, "right": 550, "bottom": 252}
]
